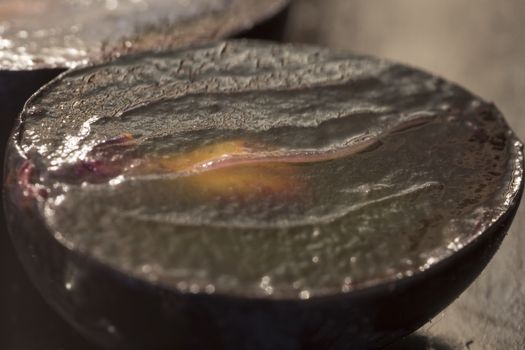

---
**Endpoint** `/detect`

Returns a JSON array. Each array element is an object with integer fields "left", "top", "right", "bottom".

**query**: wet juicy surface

[
  {"left": 0, "top": 0, "right": 286, "bottom": 70},
  {"left": 11, "top": 41, "right": 523, "bottom": 298}
]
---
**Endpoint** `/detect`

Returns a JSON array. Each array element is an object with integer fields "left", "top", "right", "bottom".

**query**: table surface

[{"left": 2, "top": 1, "right": 525, "bottom": 349}]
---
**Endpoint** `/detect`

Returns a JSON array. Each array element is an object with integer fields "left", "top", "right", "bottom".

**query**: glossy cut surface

[
  {"left": 7, "top": 41, "right": 523, "bottom": 300},
  {"left": 0, "top": 0, "right": 288, "bottom": 70}
]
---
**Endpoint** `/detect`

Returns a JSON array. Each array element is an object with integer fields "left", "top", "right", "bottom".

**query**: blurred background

[
  {"left": 2, "top": 1, "right": 524, "bottom": 349},
  {"left": 287, "top": 1, "right": 525, "bottom": 349}
]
